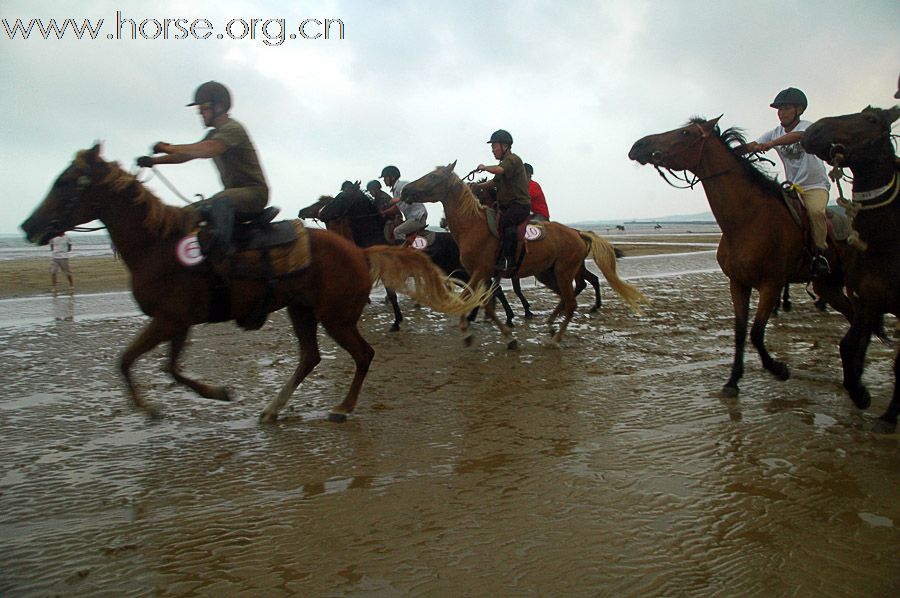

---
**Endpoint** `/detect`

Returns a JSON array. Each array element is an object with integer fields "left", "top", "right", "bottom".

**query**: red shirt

[{"left": 528, "top": 180, "right": 550, "bottom": 219}]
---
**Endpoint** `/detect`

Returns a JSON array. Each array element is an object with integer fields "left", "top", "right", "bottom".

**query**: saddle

[
  {"left": 779, "top": 184, "right": 850, "bottom": 248},
  {"left": 485, "top": 206, "right": 549, "bottom": 242}
]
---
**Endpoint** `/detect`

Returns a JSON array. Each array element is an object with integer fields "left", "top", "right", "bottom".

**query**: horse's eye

[{"left": 680, "top": 130, "right": 690, "bottom": 136}]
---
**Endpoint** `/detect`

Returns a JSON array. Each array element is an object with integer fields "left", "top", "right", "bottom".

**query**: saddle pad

[
  {"left": 231, "top": 219, "right": 312, "bottom": 276},
  {"left": 485, "top": 206, "right": 546, "bottom": 242}
]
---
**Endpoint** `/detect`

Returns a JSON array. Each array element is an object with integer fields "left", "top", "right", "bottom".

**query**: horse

[
  {"left": 298, "top": 187, "right": 523, "bottom": 327},
  {"left": 629, "top": 116, "right": 854, "bottom": 398},
  {"left": 802, "top": 105, "right": 900, "bottom": 431},
  {"left": 401, "top": 162, "right": 649, "bottom": 348},
  {"left": 20, "top": 145, "right": 488, "bottom": 423},
  {"left": 468, "top": 182, "right": 615, "bottom": 316}
]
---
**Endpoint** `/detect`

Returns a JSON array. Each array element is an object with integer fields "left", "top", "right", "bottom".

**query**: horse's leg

[
  {"left": 877, "top": 349, "right": 900, "bottom": 433},
  {"left": 781, "top": 284, "right": 792, "bottom": 313},
  {"left": 164, "top": 328, "right": 230, "bottom": 402},
  {"left": 496, "top": 286, "right": 516, "bottom": 327},
  {"left": 512, "top": 277, "right": 534, "bottom": 319},
  {"left": 260, "top": 305, "right": 322, "bottom": 423},
  {"left": 386, "top": 287, "right": 403, "bottom": 332},
  {"left": 481, "top": 274, "right": 517, "bottom": 350},
  {"left": 840, "top": 308, "right": 878, "bottom": 413},
  {"left": 722, "top": 280, "right": 751, "bottom": 397},
  {"left": 812, "top": 279, "right": 853, "bottom": 323},
  {"left": 750, "top": 283, "right": 790, "bottom": 382},
  {"left": 549, "top": 270, "right": 578, "bottom": 345},
  {"left": 119, "top": 318, "right": 180, "bottom": 417},
  {"left": 581, "top": 268, "right": 602, "bottom": 312},
  {"left": 319, "top": 312, "right": 375, "bottom": 423}
]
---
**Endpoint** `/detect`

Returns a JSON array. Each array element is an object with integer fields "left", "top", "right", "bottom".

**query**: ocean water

[{"left": 0, "top": 233, "right": 114, "bottom": 261}]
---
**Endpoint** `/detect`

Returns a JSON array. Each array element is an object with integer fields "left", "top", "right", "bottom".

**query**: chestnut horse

[
  {"left": 629, "top": 116, "right": 853, "bottom": 397},
  {"left": 298, "top": 187, "right": 523, "bottom": 327},
  {"left": 468, "top": 182, "right": 615, "bottom": 317},
  {"left": 21, "top": 146, "right": 487, "bottom": 423},
  {"left": 402, "top": 162, "right": 648, "bottom": 348},
  {"left": 802, "top": 105, "right": 900, "bottom": 431}
]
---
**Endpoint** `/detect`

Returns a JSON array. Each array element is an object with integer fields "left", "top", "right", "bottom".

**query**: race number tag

[
  {"left": 524, "top": 224, "right": 542, "bottom": 241},
  {"left": 176, "top": 234, "right": 205, "bottom": 266},
  {"left": 410, "top": 236, "right": 428, "bottom": 250}
]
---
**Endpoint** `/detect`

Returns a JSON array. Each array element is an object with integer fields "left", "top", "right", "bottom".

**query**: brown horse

[
  {"left": 401, "top": 162, "right": 648, "bottom": 348},
  {"left": 20, "top": 145, "right": 488, "bottom": 423},
  {"left": 802, "top": 105, "right": 900, "bottom": 431},
  {"left": 629, "top": 116, "right": 854, "bottom": 397}
]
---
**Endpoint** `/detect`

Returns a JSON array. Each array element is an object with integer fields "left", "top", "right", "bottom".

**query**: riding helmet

[
  {"left": 770, "top": 87, "right": 808, "bottom": 109},
  {"left": 187, "top": 81, "right": 232, "bottom": 111},
  {"left": 380, "top": 165, "right": 401, "bottom": 179},
  {"left": 524, "top": 163, "right": 534, "bottom": 176},
  {"left": 487, "top": 129, "right": 514, "bottom": 145}
]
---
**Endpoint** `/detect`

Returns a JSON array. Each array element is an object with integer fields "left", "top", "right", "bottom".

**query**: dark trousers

[{"left": 499, "top": 202, "right": 530, "bottom": 261}]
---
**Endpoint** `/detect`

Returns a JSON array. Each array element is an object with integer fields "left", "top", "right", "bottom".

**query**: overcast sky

[{"left": 2, "top": 0, "right": 898, "bottom": 234}]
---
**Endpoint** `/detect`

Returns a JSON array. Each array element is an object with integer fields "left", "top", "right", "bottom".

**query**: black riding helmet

[
  {"left": 187, "top": 81, "right": 232, "bottom": 113},
  {"left": 487, "top": 129, "right": 513, "bottom": 145},
  {"left": 770, "top": 87, "right": 808, "bottom": 109},
  {"left": 380, "top": 165, "right": 401, "bottom": 179}
]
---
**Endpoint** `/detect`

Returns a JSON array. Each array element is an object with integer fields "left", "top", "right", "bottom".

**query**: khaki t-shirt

[
  {"left": 204, "top": 118, "right": 268, "bottom": 191},
  {"left": 493, "top": 152, "right": 531, "bottom": 207}
]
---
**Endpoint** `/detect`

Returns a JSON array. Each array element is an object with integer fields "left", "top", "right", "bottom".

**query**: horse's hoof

[
  {"left": 524, "top": 312, "right": 534, "bottom": 320},
  {"left": 328, "top": 411, "right": 348, "bottom": 423},
  {"left": 590, "top": 306, "right": 600, "bottom": 313},
  {"left": 259, "top": 411, "right": 278, "bottom": 424},
  {"left": 505, "top": 320, "right": 515, "bottom": 328},
  {"left": 144, "top": 403, "right": 164, "bottom": 420},
  {"left": 548, "top": 326, "right": 557, "bottom": 336},
  {"left": 782, "top": 302, "right": 792, "bottom": 313},
  {"left": 771, "top": 362, "right": 790, "bottom": 381},
  {"left": 719, "top": 385, "right": 739, "bottom": 399},
  {"left": 849, "top": 387, "right": 871, "bottom": 410},
  {"left": 463, "top": 334, "right": 473, "bottom": 347},
  {"left": 389, "top": 323, "right": 401, "bottom": 332},
  {"left": 507, "top": 339, "right": 519, "bottom": 350},
  {"left": 872, "top": 417, "right": 897, "bottom": 434},
  {"left": 211, "top": 386, "right": 231, "bottom": 402}
]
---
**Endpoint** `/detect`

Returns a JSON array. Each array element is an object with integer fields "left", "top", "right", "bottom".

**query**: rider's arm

[
  {"left": 757, "top": 131, "right": 803, "bottom": 152},
  {"left": 151, "top": 139, "right": 228, "bottom": 164},
  {"left": 477, "top": 164, "right": 504, "bottom": 175}
]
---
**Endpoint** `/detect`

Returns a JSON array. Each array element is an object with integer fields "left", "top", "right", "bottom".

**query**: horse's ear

[
  {"left": 700, "top": 115, "right": 723, "bottom": 136},
  {"left": 86, "top": 142, "right": 103, "bottom": 163},
  {"left": 447, "top": 160, "right": 457, "bottom": 172}
]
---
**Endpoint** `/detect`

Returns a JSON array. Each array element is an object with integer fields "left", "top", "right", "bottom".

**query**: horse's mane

[
  {"left": 446, "top": 169, "right": 486, "bottom": 219},
  {"left": 319, "top": 187, "right": 379, "bottom": 222},
  {"left": 688, "top": 117, "right": 784, "bottom": 198},
  {"left": 76, "top": 150, "right": 197, "bottom": 237}
]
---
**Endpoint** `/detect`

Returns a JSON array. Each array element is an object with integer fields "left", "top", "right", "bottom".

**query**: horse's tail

[
  {"left": 364, "top": 246, "right": 493, "bottom": 315},
  {"left": 579, "top": 231, "right": 650, "bottom": 314}
]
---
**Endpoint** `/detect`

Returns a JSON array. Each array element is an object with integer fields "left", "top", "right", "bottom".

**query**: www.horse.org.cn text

[{"left": 2, "top": 11, "right": 345, "bottom": 46}]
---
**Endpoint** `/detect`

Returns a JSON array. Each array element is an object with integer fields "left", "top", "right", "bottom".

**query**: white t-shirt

[
  {"left": 757, "top": 120, "right": 830, "bottom": 191},
  {"left": 50, "top": 234, "right": 71, "bottom": 259}
]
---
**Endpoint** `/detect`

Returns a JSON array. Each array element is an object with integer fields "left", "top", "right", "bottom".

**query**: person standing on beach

[
  {"left": 136, "top": 81, "right": 269, "bottom": 274},
  {"left": 474, "top": 129, "right": 531, "bottom": 272},
  {"left": 380, "top": 166, "right": 428, "bottom": 243},
  {"left": 49, "top": 233, "right": 74, "bottom": 293},
  {"left": 741, "top": 87, "right": 831, "bottom": 278},
  {"left": 524, "top": 163, "right": 550, "bottom": 221}
]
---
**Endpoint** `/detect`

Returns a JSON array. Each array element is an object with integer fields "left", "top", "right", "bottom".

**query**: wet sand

[{"left": 1, "top": 239, "right": 899, "bottom": 596}]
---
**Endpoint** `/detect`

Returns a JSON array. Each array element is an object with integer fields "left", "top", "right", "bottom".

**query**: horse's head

[
  {"left": 802, "top": 105, "right": 900, "bottom": 168},
  {"left": 21, "top": 144, "right": 112, "bottom": 245},
  {"left": 629, "top": 116, "right": 723, "bottom": 172},
  {"left": 401, "top": 161, "right": 458, "bottom": 204},
  {"left": 298, "top": 195, "right": 332, "bottom": 219},
  {"left": 320, "top": 185, "right": 376, "bottom": 222}
]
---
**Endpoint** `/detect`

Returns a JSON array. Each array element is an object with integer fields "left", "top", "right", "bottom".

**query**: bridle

[
  {"left": 54, "top": 171, "right": 106, "bottom": 233},
  {"left": 650, "top": 123, "right": 754, "bottom": 189}
]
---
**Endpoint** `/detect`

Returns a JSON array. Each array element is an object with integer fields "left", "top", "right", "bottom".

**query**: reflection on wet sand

[{"left": 1, "top": 268, "right": 899, "bottom": 596}]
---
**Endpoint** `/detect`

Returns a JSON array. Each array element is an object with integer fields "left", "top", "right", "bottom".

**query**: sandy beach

[{"left": 2, "top": 232, "right": 898, "bottom": 596}]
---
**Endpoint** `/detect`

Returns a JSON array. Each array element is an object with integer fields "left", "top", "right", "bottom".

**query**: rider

[
  {"left": 380, "top": 165, "right": 428, "bottom": 243},
  {"left": 366, "top": 179, "right": 393, "bottom": 212},
  {"left": 524, "top": 163, "right": 550, "bottom": 221},
  {"left": 742, "top": 87, "right": 831, "bottom": 277},
  {"left": 475, "top": 129, "right": 531, "bottom": 271},
  {"left": 137, "top": 81, "right": 269, "bottom": 272}
]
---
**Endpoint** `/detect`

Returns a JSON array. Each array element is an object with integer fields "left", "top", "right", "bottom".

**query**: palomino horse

[
  {"left": 401, "top": 162, "right": 649, "bottom": 348},
  {"left": 21, "top": 146, "right": 487, "bottom": 423},
  {"left": 802, "top": 105, "right": 900, "bottom": 431},
  {"left": 629, "top": 116, "right": 854, "bottom": 397},
  {"left": 298, "top": 187, "right": 523, "bottom": 327},
  {"left": 468, "top": 182, "right": 615, "bottom": 317}
]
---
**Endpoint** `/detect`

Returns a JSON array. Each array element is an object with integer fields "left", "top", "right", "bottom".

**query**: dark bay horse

[
  {"left": 298, "top": 187, "right": 523, "bottom": 327},
  {"left": 802, "top": 105, "right": 900, "bottom": 431},
  {"left": 21, "top": 146, "right": 488, "bottom": 423},
  {"left": 629, "top": 116, "right": 854, "bottom": 397},
  {"left": 402, "top": 162, "right": 649, "bottom": 348}
]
